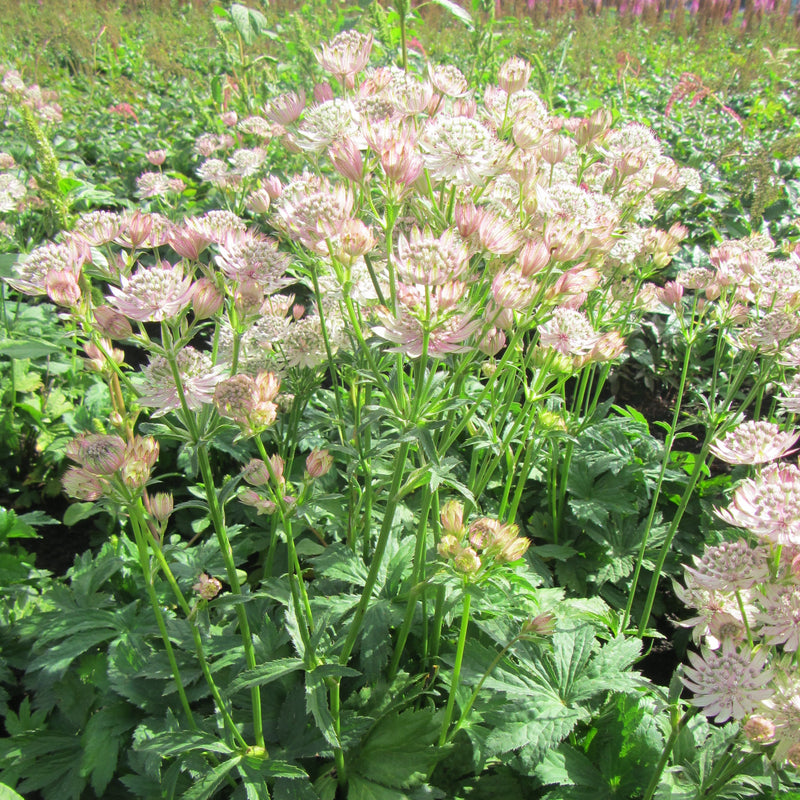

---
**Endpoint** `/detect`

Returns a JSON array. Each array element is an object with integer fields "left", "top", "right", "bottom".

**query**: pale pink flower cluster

[
  {"left": 108, "top": 261, "right": 194, "bottom": 322},
  {"left": 138, "top": 348, "right": 224, "bottom": 416},
  {"left": 62, "top": 433, "right": 159, "bottom": 500},
  {"left": 679, "top": 439, "right": 800, "bottom": 763},
  {"left": 710, "top": 420, "right": 799, "bottom": 465},
  {"left": 136, "top": 172, "right": 186, "bottom": 199}
]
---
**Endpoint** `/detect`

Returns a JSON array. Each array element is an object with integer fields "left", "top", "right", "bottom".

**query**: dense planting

[{"left": 1, "top": 2, "right": 800, "bottom": 799}]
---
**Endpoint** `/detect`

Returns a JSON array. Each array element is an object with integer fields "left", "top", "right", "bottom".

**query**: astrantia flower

[
  {"left": 0, "top": 173, "right": 26, "bottom": 212},
  {"left": 281, "top": 311, "right": 347, "bottom": 369},
  {"left": 420, "top": 115, "right": 504, "bottom": 186},
  {"left": 62, "top": 467, "right": 104, "bottom": 501},
  {"left": 229, "top": 147, "right": 267, "bottom": 177},
  {"left": 395, "top": 227, "right": 471, "bottom": 286},
  {"left": 108, "top": 261, "right": 194, "bottom": 322},
  {"left": 710, "top": 420, "right": 799, "bottom": 465},
  {"left": 138, "top": 348, "right": 223, "bottom": 416},
  {"left": 428, "top": 64, "right": 469, "bottom": 97},
  {"left": 778, "top": 374, "right": 800, "bottom": 414},
  {"left": 715, "top": 463, "right": 800, "bottom": 546},
  {"left": 538, "top": 308, "right": 599, "bottom": 356},
  {"left": 65, "top": 434, "right": 126, "bottom": 475},
  {"left": 739, "top": 311, "right": 800, "bottom": 352},
  {"left": 265, "top": 90, "right": 306, "bottom": 126},
  {"left": 274, "top": 172, "right": 354, "bottom": 253},
  {"left": 216, "top": 231, "right": 291, "bottom": 292},
  {"left": 214, "top": 371, "right": 280, "bottom": 434},
  {"left": 316, "top": 30, "right": 373, "bottom": 87},
  {"left": 681, "top": 641, "right": 773, "bottom": 722},
  {"left": 296, "top": 99, "right": 364, "bottom": 155},
  {"left": 373, "top": 307, "right": 480, "bottom": 359},
  {"left": 185, "top": 210, "right": 247, "bottom": 245},
  {"left": 6, "top": 239, "right": 89, "bottom": 296},
  {"left": 683, "top": 539, "right": 769, "bottom": 592},
  {"left": 497, "top": 56, "right": 533, "bottom": 95},
  {"left": 73, "top": 210, "right": 123, "bottom": 246},
  {"left": 755, "top": 584, "right": 800, "bottom": 651}
]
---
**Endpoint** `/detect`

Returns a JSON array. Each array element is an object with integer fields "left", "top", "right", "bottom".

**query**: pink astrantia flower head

[
  {"left": 395, "top": 227, "right": 471, "bottom": 286},
  {"left": 755, "top": 584, "right": 800, "bottom": 652},
  {"left": 710, "top": 420, "right": 800, "bottom": 465},
  {"left": 538, "top": 308, "right": 599, "bottom": 356},
  {"left": 107, "top": 261, "right": 194, "bottom": 322},
  {"left": 316, "top": 30, "right": 373, "bottom": 88},
  {"left": 682, "top": 641, "right": 773, "bottom": 723},
  {"left": 715, "top": 463, "right": 800, "bottom": 546},
  {"left": 66, "top": 433, "right": 127, "bottom": 476},
  {"left": 420, "top": 115, "right": 504, "bottom": 186},
  {"left": 683, "top": 538, "right": 769, "bottom": 592},
  {"left": 138, "top": 348, "right": 223, "bottom": 417}
]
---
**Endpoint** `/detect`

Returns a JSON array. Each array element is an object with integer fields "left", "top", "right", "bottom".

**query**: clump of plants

[{"left": 2, "top": 16, "right": 800, "bottom": 800}]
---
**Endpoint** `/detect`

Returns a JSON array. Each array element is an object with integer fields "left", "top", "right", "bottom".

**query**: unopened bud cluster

[{"left": 437, "top": 500, "right": 530, "bottom": 577}]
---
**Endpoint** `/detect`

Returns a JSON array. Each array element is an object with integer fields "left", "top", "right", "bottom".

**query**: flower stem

[
  {"left": 438, "top": 590, "right": 471, "bottom": 746},
  {"left": 128, "top": 507, "right": 195, "bottom": 729},
  {"left": 196, "top": 444, "right": 265, "bottom": 748}
]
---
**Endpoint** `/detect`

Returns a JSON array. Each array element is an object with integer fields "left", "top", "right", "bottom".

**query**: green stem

[
  {"left": 196, "top": 445, "right": 265, "bottom": 748},
  {"left": 388, "top": 487, "right": 434, "bottom": 682},
  {"left": 622, "top": 339, "right": 694, "bottom": 633},
  {"left": 338, "top": 441, "right": 412, "bottom": 665},
  {"left": 147, "top": 534, "right": 250, "bottom": 750},
  {"left": 641, "top": 706, "right": 699, "bottom": 800},
  {"left": 438, "top": 590, "right": 471, "bottom": 746},
  {"left": 450, "top": 632, "right": 523, "bottom": 739},
  {"left": 128, "top": 508, "right": 196, "bottom": 729}
]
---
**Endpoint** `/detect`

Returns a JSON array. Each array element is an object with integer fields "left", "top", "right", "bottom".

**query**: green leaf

[
  {"left": 0, "top": 783, "right": 26, "bottom": 800},
  {"left": 223, "top": 657, "right": 304, "bottom": 698},
  {"left": 230, "top": 3, "right": 268, "bottom": 45},
  {"left": 80, "top": 703, "right": 138, "bottom": 795},
  {"left": 427, "top": 0, "right": 473, "bottom": 29},
  {"left": 351, "top": 708, "right": 441, "bottom": 790},
  {"left": 347, "top": 775, "right": 412, "bottom": 800},
  {"left": 135, "top": 730, "right": 234, "bottom": 758},
  {"left": 63, "top": 502, "right": 101, "bottom": 527},
  {"left": 552, "top": 625, "right": 595, "bottom": 699},
  {"left": 484, "top": 694, "right": 584, "bottom": 766},
  {"left": 535, "top": 744, "right": 602, "bottom": 789},
  {"left": 180, "top": 756, "right": 242, "bottom": 800},
  {"left": 306, "top": 669, "right": 339, "bottom": 747},
  {"left": 0, "top": 339, "right": 60, "bottom": 358}
]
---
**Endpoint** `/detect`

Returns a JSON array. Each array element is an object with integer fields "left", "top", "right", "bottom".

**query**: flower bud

[
  {"left": 440, "top": 499, "right": 465, "bottom": 535},
  {"left": 498, "top": 56, "right": 532, "bottom": 94},
  {"left": 94, "top": 305, "right": 133, "bottom": 338},
  {"left": 306, "top": 449, "right": 333, "bottom": 478},
  {"left": 146, "top": 149, "right": 167, "bottom": 166},
  {"left": 192, "top": 278, "right": 224, "bottom": 319},
  {"left": 453, "top": 547, "right": 481, "bottom": 575},
  {"left": 242, "top": 459, "right": 270, "bottom": 486},
  {"left": 786, "top": 743, "right": 800, "bottom": 768},
  {"left": 147, "top": 491, "right": 174, "bottom": 523},
  {"left": 46, "top": 269, "right": 81, "bottom": 307},
  {"left": 522, "top": 612, "right": 556, "bottom": 636},
  {"left": 193, "top": 573, "right": 222, "bottom": 600}
]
